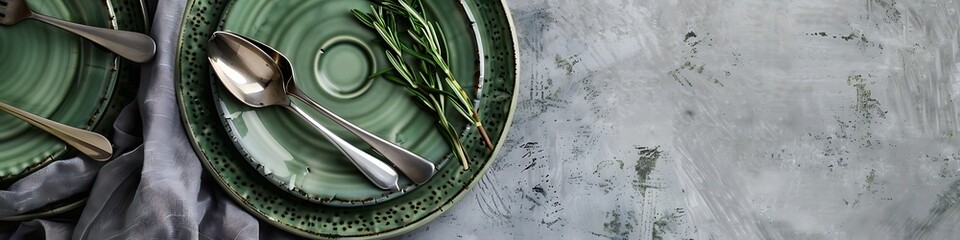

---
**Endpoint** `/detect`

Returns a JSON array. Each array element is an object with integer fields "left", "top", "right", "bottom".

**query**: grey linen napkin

[{"left": 0, "top": 0, "right": 295, "bottom": 239}]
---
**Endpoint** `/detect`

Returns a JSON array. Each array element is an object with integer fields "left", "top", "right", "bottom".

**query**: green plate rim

[
  {"left": 175, "top": 0, "right": 518, "bottom": 238},
  {"left": 382, "top": 0, "right": 521, "bottom": 237}
]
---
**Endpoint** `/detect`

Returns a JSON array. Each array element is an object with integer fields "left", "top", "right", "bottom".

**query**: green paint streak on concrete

[
  {"left": 871, "top": 0, "right": 902, "bottom": 22},
  {"left": 555, "top": 54, "right": 580, "bottom": 75},
  {"left": 652, "top": 214, "right": 672, "bottom": 240},
  {"left": 603, "top": 210, "right": 635, "bottom": 240},
  {"left": 635, "top": 146, "right": 662, "bottom": 193},
  {"left": 603, "top": 211, "right": 623, "bottom": 237},
  {"left": 847, "top": 74, "right": 885, "bottom": 131},
  {"left": 652, "top": 221, "right": 668, "bottom": 240},
  {"left": 865, "top": 169, "right": 877, "bottom": 192},
  {"left": 595, "top": 159, "right": 626, "bottom": 174},
  {"left": 842, "top": 33, "right": 858, "bottom": 41},
  {"left": 598, "top": 178, "right": 615, "bottom": 194},
  {"left": 910, "top": 180, "right": 960, "bottom": 238},
  {"left": 652, "top": 209, "right": 684, "bottom": 240},
  {"left": 684, "top": 31, "right": 697, "bottom": 42}
]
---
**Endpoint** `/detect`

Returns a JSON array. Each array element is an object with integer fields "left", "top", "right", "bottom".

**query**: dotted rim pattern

[{"left": 175, "top": 0, "right": 518, "bottom": 238}]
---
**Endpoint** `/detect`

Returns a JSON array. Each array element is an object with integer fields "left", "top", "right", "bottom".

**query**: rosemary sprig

[{"left": 352, "top": 0, "right": 492, "bottom": 170}]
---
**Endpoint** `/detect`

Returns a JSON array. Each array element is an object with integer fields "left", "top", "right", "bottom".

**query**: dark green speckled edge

[
  {"left": 90, "top": 0, "right": 147, "bottom": 146},
  {"left": 175, "top": 0, "right": 518, "bottom": 238},
  {"left": 383, "top": 0, "right": 520, "bottom": 238}
]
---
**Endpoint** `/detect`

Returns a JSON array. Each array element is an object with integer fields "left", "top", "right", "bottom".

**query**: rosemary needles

[{"left": 352, "top": 0, "right": 492, "bottom": 170}]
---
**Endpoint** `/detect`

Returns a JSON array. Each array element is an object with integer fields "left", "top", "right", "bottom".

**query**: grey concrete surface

[{"left": 402, "top": 0, "right": 960, "bottom": 239}]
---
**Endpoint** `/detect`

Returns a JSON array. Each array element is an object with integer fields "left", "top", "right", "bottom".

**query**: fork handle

[
  {"left": 32, "top": 13, "right": 156, "bottom": 63},
  {"left": 288, "top": 88, "right": 437, "bottom": 184},
  {"left": 286, "top": 103, "right": 400, "bottom": 191},
  {"left": 0, "top": 102, "right": 113, "bottom": 161}
]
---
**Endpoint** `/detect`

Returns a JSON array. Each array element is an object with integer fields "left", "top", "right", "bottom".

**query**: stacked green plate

[
  {"left": 0, "top": 0, "right": 147, "bottom": 219},
  {"left": 177, "top": 0, "right": 517, "bottom": 238}
]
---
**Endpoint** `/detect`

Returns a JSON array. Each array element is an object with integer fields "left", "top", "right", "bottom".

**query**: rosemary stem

[{"left": 354, "top": 0, "right": 489, "bottom": 170}]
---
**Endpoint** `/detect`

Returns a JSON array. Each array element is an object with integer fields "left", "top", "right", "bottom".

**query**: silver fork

[{"left": 0, "top": 0, "right": 156, "bottom": 63}]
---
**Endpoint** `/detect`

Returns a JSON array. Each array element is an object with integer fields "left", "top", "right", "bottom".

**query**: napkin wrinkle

[
  {"left": 70, "top": 0, "right": 207, "bottom": 235},
  {"left": 71, "top": 145, "right": 143, "bottom": 240},
  {"left": 196, "top": 174, "right": 264, "bottom": 240},
  {"left": 1, "top": 0, "right": 299, "bottom": 238},
  {"left": 0, "top": 158, "right": 99, "bottom": 217},
  {"left": 0, "top": 102, "right": 144, "bottom": 218},
  {"left": 111, "top": 104, "right": 142, "bottom": 153},
  {"left": 0, "top": 104, "right": 142, "bottom": 217},
  {"left": 8, "top": 220, "right": 72, "bottom": 240}
]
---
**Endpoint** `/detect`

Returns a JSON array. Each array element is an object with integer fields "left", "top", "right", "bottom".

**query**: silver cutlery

[
  {"left": 0, "top": 102, "right": 112, "bottom": 161},
  {"left": 216, "top": 31, "right": 440, "bottom": 185},
  {"left": 207, "top": 31, "right": 404, "bottom": 190},
  {"left": 0, "top": 0, "right": 156, "bottom": 63}
]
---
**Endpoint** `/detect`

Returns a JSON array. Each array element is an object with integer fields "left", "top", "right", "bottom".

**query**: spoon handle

[
  {"left": 286, "top": 102, "right": 400, "bottom": 191},
  {"left": 0, "top": 102, "right": 112, "bottom": 161},
  {"left": 31, "top": 13, "right": 156, "bottom": 63},
  {"left": 289, "top": 90, "right": 438, "bottom": 184}
]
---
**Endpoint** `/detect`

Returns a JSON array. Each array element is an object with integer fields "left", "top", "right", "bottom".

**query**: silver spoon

[
  {"left": 0, "top": 102, "right": 112, "bottom": 161},
  {"left": 238, "top": 33, "right": 439, "bottom": 185},
  {"left": 210, "top": 31, "right": 438, "bottom": 185},
  {"left": 207, "top": 31, "right": 406, "bottom": 190}
]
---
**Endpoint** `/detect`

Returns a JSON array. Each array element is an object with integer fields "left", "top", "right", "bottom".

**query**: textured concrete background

[{"left": 401, "top": 0, "right": 960, "bottom": 239}]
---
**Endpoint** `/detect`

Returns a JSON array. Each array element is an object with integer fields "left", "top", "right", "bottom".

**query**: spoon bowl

[
  {"left": 208, "top": 31, "right": 401, "bottom": 191},
  {"left": 206, "top": 33, "right": 287, "bottom": 108}
]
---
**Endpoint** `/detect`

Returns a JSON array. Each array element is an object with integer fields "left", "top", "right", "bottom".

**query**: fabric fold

[{"left": 1, "top": 0, "right": 296, "bottom": 239}]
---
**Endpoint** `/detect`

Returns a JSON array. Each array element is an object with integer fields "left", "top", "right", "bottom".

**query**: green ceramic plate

[
  {"left": 0, "top": 0, "right": 146, "bottom": 182},
  {"left": 212, "top": 0, "right": 479, "bottom": 206},
  {"left": 177, "top": 0, "right": 517, "bottom": 238}
]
